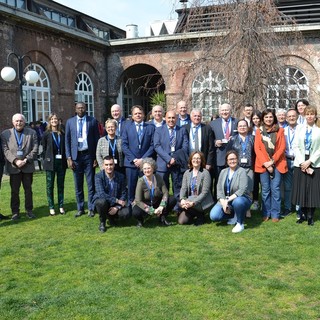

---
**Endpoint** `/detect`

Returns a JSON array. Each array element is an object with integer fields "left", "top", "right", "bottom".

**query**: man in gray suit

[{"left": 1, "top": 113, "right": 38, "bottom": 220}]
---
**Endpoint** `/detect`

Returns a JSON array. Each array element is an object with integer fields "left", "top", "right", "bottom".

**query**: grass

[{"left": 1, "top": 170, "right": 320, "bottom": 319}]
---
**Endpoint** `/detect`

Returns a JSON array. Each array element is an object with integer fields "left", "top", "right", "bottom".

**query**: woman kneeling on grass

[
  {"left": 178, "top": 151, "right": 214, "bottom": 226},
  {"left": 209, "top": 150, "right": 252, "bottom": 233},
  {"left": 132, "top": 158, "right": 176, "bottom": 227}
]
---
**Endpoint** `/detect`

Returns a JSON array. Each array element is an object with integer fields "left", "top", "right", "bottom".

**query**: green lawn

[{"left": 0, "top": 170, "right": 320, "bottom": 319}]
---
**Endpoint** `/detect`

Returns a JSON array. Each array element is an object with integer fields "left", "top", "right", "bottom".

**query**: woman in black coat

[{"left": 42, "top": 113, "right": 67, "bottom": 215}]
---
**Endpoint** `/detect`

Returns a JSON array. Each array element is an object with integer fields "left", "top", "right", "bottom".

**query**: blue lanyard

[
  {"left": 226, "top": 169, "right": 234, "bottom": 196},
  {"left": 240, "top": 135, "right": 248, "bottom": 155},
  {"left": 106, "top": 136, "right": 117, "bottom": 157},
  {"left": 305, "top": 127, "right": 312, "bottom": 150},
  {"left": 143, "top": 175, "right": 155, "bottom": 206},
  {"left": 14, "top": 129, "right": 24, "bottom": 150},
  {"left": 287, "top": 127, "right": 295, "bottom": 149},
  {"left": 190, "top": 173, "right": 197, "bottom": 194},
  {"left": 52, "top": 132, "right": 61, "bottom": 154}
]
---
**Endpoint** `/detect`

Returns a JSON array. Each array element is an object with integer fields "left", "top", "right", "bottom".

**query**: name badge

[
  {"left": 171, "top": 146, "right": 175, "bottom": 152},
  {"left": 78, "top": 137, "right": 84, "bottom": 143},
  {"left": 305, "top": 150, "right": 310, "bottom": 156},
  {"left": 17, "top": 151, "right": 23, "bottom": 156},
  {"left": 222, "top": 139, "right": 228, "bottom": 144},
  {"left": 55, "top": 154, "right": 62, "bottom": 159},
  {"left": 114, "top": 159, "right": 118, "bottom": 164},
  {"left": 240, "top": 158, "right": 248, "bottom": 164}
]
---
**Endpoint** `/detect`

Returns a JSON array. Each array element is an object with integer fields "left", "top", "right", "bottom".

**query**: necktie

[
  {"left": 137, "top": 124, "right": 143, "bottom": 144},
  {"left": 170, "top": 128, "right": 176, "bottom": 148},
  {"left": 194, "top": 126, "right": 199, "bottom": 151},
  {"left": 225, "top": 120, "right": 230, "bottom": 139}
]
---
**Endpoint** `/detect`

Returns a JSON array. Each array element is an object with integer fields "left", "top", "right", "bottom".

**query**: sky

[{"left": 54, "top": 0, "right": 181, "bottom": 37}]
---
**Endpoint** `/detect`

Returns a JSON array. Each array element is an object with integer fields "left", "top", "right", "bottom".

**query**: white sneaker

[
  {"left": 227, "top": 215, "right": 237, "bottom": 225},
  {"left": 232, "top": 223, "right": 244, "bottom": 233},
  {"left": 251, "top": 201, "right": 259, "bottom": 210}
]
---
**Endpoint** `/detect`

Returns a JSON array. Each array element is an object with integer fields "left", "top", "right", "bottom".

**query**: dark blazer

[
  {"left": 92, "top": 170, "right": 127, "bottom": 206},
  {"left": 65, "top": 115, "right": 100, "bottom": 161},
  {"left": 1, "top": 127, "right": 38, "bottom": 174},
  {"left": 176, "top": 114, "right": 191, "bottom": 127},
  {"left": 180, "top": 167, "right": 214, "bottom": 210},
  {"left": 185, "top": 123, "right": 215, "bottom": 166},
  {"left": 154, "top": 125, "right": 189, "bottom": 172},
  {"left": 121, "top": 121, "right": 155, "bottom": 168},
  {"left": 116, "top": 117, "right": 128, "bottom": 137},
  {"left": 210, "top": 117, "right": 237, "bottom": 166},
  {"left": 42, "top": 131, "right": 67, "bottom": 171}
]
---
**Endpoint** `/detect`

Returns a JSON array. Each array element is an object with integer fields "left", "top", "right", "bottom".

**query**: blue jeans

[
  {"left": 283, "top": 159, "right": 294, "bottom": 211},
  {"left": 260, "top": 168, "right": 282, "bottom": 219},
  {"left": 209, "top": 196, "right": 251, "bottom": 224}
]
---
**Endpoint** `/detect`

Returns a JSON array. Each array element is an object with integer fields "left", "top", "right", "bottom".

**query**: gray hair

[
  {"left": 276, "top": 108, "right": 286, "bottom": 115},
  {"left": 12, "top": 113, "right": 26, "bottom": 122},
  {"left": 141, "top": 157, "right": 157, "bottom": 172},
  {"left": 105, "top": 119, "right": 118, "bottom": 128},
  {"left": 190, "top": 108, "right": 202, "bottom": 116}
]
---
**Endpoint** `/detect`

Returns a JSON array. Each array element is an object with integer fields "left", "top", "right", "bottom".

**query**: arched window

[
  {"left": 75, "top": 72, "right": 94, "bottom": 117},
  {"left": 192, "top": 71, "right": 228, "bottom": 122},
  {"left": 267, "top": 66, "right": 309, "bottom": 109},
  {"left": 22, "top": 63, "right": 51, "bottom": 123}
]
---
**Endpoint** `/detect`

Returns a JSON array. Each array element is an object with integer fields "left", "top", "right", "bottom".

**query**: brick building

[{"left": 1, "top": 0, "right": 320, "bottom": 130}]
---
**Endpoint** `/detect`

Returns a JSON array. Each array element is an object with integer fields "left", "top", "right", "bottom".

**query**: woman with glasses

[
  {"left": 178, "top": 151, "right": 214, "bottom": 226},
  {"left": 292, "top": 106, "right": 320, "bottom": 225},
  {"left": 209, "top": 150, "right": 252, "bottom": 233},
  {"left": 227, "top": 119, "right": 254, "bottom": 219}
]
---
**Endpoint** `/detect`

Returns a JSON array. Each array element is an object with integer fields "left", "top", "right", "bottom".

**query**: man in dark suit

[
  {"left": 111, "top": 104, "right": 127, "bottom": 136},
  {"left": 93, "top": 156, "right": 130, "bottom": 233},
  {"left": 1, "top": 113, "right": 38, "bottom": 219},
  {"left": 121, "top": 105, "right": 155, "bottom": 204},
  {"left": 210, "top": 103, "right": 237, "bottom": 199},
  {"left": 154, "top": 110, "right": 189, "bottom": 207},
  {"left": 65, "top": 102, "right": 100, "bottom": 218},
  {"left": 185, "top": 109, "right": 215, "bottom": 170},
  {"left": 176, "top": 100, "right": 191, "bottom": 127}
]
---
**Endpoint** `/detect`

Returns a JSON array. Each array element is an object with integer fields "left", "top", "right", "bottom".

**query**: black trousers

[
  {"left": 10, "top": 172, "right": 33, "bottom": 214},
  {"left": 95, "top": 198, "right": 131, "bottom": 223},
  {"left": 132, "top": 195, "right": 176, "bottom": 221}
]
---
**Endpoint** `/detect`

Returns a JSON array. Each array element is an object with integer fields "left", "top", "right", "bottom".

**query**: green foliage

[
  {"left": 0, "top": 170, "right": 320, "bottom": 319},
  {"left": 149, "top": 92, "right": 166, "bottom": 109}
]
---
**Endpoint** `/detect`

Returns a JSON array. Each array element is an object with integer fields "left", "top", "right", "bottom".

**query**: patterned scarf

[{"left": 259, "top": 124, "right": 279, "bottom": 158}]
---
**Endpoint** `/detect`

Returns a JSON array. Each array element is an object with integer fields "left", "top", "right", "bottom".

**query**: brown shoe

[
  {"left": 272, "top": 218, "right": 280, "bottom": 222},
  {"left": 262, "top": 216, "right": 269, "bottom": 222}
]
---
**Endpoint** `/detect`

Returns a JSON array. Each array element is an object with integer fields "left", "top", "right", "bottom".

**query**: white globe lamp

[
  {"left": 25, "top": 70, "right": 39, "bottom": 84},
  {"left": 1, "top": 66, "right": 16, "bottom": 82}
]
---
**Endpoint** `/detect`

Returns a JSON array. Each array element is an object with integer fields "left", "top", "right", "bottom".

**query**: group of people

[{"left": 0, "top": 98, "right": 319, "bottom": 234}]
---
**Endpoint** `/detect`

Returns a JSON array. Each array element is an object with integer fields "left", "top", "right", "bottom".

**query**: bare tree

[{"left": 178, "top": 0, "right": 304, "bottom": 114}]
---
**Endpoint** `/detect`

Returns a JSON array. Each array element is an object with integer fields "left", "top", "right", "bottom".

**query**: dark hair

[
  {"left": 188, "top": 151, "right": 206, "bottom": 169},
  {"left": 252, "top": 109, "right": 262, "bottom": 120},
  {"left": 131, "top": 105, "right": 145, "bottom": 115},
  {"left": 237, "top": 118, "right": 248, "bottom": 128},
  {"left": 295, "top": 99, "right": 309, "bottom": 109},
  {"left": 225, "top": 150, "right": 239, "bottom": 165},
  {"left": 261, "top": 108, "right": 277, "bottom": 126},
  {"left": 103, "top": 155, "right": 114, "bottom": 162}
]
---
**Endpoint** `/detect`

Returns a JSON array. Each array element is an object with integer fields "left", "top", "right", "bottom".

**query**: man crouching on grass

[{"left": 92, "top": 156, "right": 130, "bottom": 232}]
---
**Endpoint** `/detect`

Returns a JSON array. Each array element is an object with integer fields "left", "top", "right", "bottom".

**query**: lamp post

[{"left": 1, "top": 52, "right": 39, "bottom": 112}]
